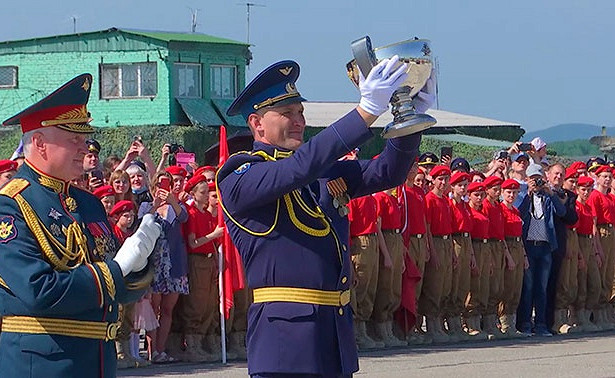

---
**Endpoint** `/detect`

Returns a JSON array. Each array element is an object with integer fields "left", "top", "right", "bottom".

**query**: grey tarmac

[{"left": 119, "top": 332, "right": 615, "bottom": 377}]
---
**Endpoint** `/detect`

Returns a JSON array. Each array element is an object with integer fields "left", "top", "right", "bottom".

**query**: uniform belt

[
  {"left": 578, "top": 233, "right": 593, "bottom": 239},
  {"left": 353, "top": 232, "right": 377, "bottom": 238},
  {"left": 432, "top": 234, "right": 450, "bottom": 240},
  {"left": 506, "top": 236, "right": 522, "bottom": 242},
  {"left": 598, "top": 223, "right": 613, "bottom": 228},
  {"left": 410, "top": 233, "right": 424, "bottom": 239},
  {"left": 253, "top": 287, "right": 351, "bottom": 307},
  {"left": 382, "top": 229, "right": 401, "bottom": 234},
  {"left": 453, "top": 232, "right": 470, "bottom": 238},
  {"left": 1, "top": 316, "right": 119, "bottom": 341},
  {"left": 473, "top": 238, "right": 488, "bottom": 244}
]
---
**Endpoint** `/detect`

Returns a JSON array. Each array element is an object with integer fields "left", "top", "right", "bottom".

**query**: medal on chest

[{"left": 326, "top": 178, "right": 350, "bottom": 217}]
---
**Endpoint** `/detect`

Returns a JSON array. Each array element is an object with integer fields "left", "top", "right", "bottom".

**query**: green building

[{"left": 0, "top": 27, "right": 250, "bottom": 128}]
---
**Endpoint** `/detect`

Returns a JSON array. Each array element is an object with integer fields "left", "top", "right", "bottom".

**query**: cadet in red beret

[
  {"left": 194, "top": 166, "right": 216, "bottom": 184},
  {"left": 586, "top": 162, "right": 615, "bottom": 329},
  {"left": 481, "top": 175, "right": 509, "bottom": 339},
  {"left": 422, "top": 164, "right": 454, "bottom": 342},
  {"left": 166, "top": 166, "right": 189, "bottom": 202},
  {"left": 465, "top": 181, "right": 490, "bottom": 338},
  {"left": 569, "top": 161, "right": 588, "bottom": 176},
  {"left": 447, "top": 170, "right": 475, "bottom": 341},
  {"left": 179, "top": 168, "right": 224, "bottom": 362},
  {"left": 499, "top": 178, "right": 526, "bottom": 337},
  {"left": 110, "top": 200, "right": 136, "bottom": 243},
  {"left": 0, "top": 159, "right": 18, "bottom": 188},
  {"left": 572, "top": 173, "right": 601, "bottom": 332},
  {"left": 93, "top": 185, "right": 116, "bottom": 215}
]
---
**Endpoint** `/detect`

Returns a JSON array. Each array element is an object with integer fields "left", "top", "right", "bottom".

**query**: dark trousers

[
  {"left": 546, "top": 248, "right": 565, "bottom": 330},
  {"left": 517, "top": 242, "right": 552, "bottom": 332}
]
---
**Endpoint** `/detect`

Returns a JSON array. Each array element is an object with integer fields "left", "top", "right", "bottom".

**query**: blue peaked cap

[{"left": 227, "top": 60, "right": 307, "bottom": 121}]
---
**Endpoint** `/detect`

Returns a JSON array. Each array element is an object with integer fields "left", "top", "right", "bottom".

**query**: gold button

[
  {"left": 108, "top": 305, "right": 113, "bottom": 312},
  {"left": 338, "top": 308, "right": 344, "bottom": 316},
  {"left": 341, "top": 276, "right": 347, "bottom": 284},
  {"left": 342, "top": 245, "right": 347, "bottom": 251}
]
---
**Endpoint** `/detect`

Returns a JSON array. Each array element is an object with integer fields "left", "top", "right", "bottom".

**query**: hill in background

[{"left": 523, "top": 123, "right": 615, "bottom": 143}]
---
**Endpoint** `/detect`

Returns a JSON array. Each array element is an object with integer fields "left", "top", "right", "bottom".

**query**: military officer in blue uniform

[
  {"left": 0, "top": 74, "right": 161, "bottom": 378},
  {"left": 217, "top": 57, "right": 435, "bottom": 377}
]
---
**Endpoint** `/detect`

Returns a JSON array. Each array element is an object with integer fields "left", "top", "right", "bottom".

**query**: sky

[{"left": 1, "top": 0, "right": 614, "bottom": 133}]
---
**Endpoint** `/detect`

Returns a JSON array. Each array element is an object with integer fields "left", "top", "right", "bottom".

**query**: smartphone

[
  {"left": 519, "top": 142, "right": 532, "bottom": 152},
  {"left": 440, "top": 146, "right": 453, "bottom": 160},
  {"left": 175, "top": 152, "right": 196, "bottom": 170},
  {"left": 89, "top": 169, "right": 103, "bottom": 180},
  {"left": 158, "top": 176, "right": 171, "bottom": 191}
]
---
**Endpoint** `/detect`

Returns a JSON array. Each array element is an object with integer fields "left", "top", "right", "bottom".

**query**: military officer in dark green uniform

[{"left": 0, "top": 74, "right": 161, "bottom": 378}]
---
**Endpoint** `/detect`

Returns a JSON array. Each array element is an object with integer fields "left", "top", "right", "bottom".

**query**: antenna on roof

[
  {"left": 189, "top": 7, "right": 200, "bottom": 33},
  {"left": 71, "top": 16, "right": 78, "bottom": 33},
  {"left": 236, "top": 2, "right": 265, "bottom": 45}
]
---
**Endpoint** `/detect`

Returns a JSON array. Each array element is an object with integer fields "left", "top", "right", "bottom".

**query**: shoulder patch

[
  {"left": 0, "top": 178, "right": 29, "bottom": 198},
  {"left": 0, "top": 215, "right": 17, "bottom": 243},
  {"left": 234, "top": 162, "right": 251, "bottom": 175}
]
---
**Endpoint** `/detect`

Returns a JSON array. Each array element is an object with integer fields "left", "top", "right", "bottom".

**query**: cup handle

[{"left": 350, "top": 36, "right": 377, "bottom": 79}]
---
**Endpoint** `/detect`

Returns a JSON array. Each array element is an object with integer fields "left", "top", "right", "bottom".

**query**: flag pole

[{"left": 218, "top": 244, "right": 227, "bottom": 364}]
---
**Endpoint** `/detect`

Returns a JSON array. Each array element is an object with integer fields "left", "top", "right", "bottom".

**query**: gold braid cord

[
  {"left": 283, "top": 192, "right": 330, "bottom": 237},
  {"left": 14, "top": 194, "right": 88, "bottom": 271},
  {"left": 94, "top": 262, "right": 116, "bottom": 300},
  {"left": 0, "top": 275, "right": 9, "bottom": 290}
]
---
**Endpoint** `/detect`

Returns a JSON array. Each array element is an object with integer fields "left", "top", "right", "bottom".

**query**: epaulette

[{"left": 0, "top": 178, "right": 30, "bottom": 198}]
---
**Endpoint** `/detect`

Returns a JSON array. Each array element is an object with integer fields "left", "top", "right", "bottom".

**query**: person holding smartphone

[{"left": 139, "top": 171, "right": 189, "bottom": 363}]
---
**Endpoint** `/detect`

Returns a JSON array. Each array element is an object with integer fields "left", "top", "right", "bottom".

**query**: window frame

[
  {"left": 174, "top": 62, "right": 202, "bottom": 99},
  {"left": 99, "top": 62, "right": 157, "bottom": 99},
  {"left": 210, "top": 64, "right": 237, "bottom": 99},
  {"left": 0, "top": 66, "right": 18, "bottom": 89}
]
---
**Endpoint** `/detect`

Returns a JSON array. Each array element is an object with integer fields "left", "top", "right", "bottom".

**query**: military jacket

[
  {"left": 217, "top": 109, "right": 420, "bottom": 375},
  {"left": 0, "top": 162, "right": 145, "bottom": 378}
]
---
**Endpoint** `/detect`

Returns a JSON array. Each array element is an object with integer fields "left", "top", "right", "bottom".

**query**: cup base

[{"left": 381, "top": 113, "right": 437, "bottom": 139}]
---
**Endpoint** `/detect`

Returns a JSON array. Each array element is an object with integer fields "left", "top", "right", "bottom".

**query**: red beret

[
  {"left": 569, "top": 161, "right": 587, "bottom": 172},
  {"left": 0, "top": 159, "right": 17, "bottom": 174},
  {"left": 450, "top": 172, "right": 470, "bottom": 186},
  {"left": 109, "top": 200, "right": 135, "bottom": 217},
  {"left": 467, "top": 182, "right": 486, "bottom": 193},
  {"left": 501, "top": 179, "right": 520, "bottom": 190},
  {"left": 194, "top": 165, "right": 216, "bottom": 177},
  {"left": 208, "top": 182, "right": 216, "bottom": 192},
  {"left": 594, "top": 165, "right": 612, "bottom": 175},
  {"left": 483, "top": 175, "right": 503, "bottom": 188},
  {"left": 429, "top": 165, "right": 451, "bottom": 178},
  {"left": 577, "top": 176, "right": 594, "bottom": 187},
  {"left": 184, "top": 174, "right": 207, "bottom": 193},
  {"left": 565, "top": 167, "right": 580, "bottom": 180},
  {"left": 165, "top": 165, "right": 187, "bottom": 177},
  {"left": 92, "top": 185, "right": 114, "bottom": 199}
]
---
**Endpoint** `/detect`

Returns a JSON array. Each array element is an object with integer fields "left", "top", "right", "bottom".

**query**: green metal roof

[
  {"left": 122, "top": 29, "right": 247, "bottom": 46},
  {"left": 0, "top": 27, "right": 247, "bottom": 47}
]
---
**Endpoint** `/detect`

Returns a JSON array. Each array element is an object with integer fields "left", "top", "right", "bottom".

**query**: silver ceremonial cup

[{"left": 346, "top": 36, "right": 437, "bottom": 138}]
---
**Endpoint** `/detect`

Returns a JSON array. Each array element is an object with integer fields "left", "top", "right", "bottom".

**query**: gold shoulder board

[{"left": 0, "top": 179, "right": 30, "bottom": 198}]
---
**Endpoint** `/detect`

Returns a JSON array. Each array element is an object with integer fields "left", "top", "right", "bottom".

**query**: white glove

[
  {"left": 113, "top": 214, "right": 162, "bottom": 276},
  {"left": 413, "top": 68, "right": 437, "bottom": 114},
  {"left": 359, "top": 55, "right": 408, "bottom": 116}
]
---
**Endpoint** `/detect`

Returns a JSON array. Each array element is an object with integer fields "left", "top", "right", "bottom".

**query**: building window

[
  {"left": 210, "top": 65, "right": 237, "bottom": 98},
  {"left": 0, "top": 66, "right": 18, "bottom": 89},
  {"left": 174, "top": 63, "right": 201, "bottom": 98},
  {"left": 100, "top": 62, "right": 157, "bottom": 99}
]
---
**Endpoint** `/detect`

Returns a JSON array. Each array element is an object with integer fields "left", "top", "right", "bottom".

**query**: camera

[
  {"left": 169, "top": 143, "right": 182, "bottom": 154},
  {"left": 534, "top": 178, "right": 545, "bottom": 187}
]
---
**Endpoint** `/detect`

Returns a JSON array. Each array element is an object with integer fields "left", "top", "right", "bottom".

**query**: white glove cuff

[
  {"left": 359, "top": 98, "right": 388, "bottom": 117},
  {"left": 113, "top": 252, "right": 132, "bottom": 277}
]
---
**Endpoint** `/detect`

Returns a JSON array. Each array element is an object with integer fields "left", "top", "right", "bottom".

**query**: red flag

[{"left": 217, "top": 124, "right": 246, "bottom": 319}]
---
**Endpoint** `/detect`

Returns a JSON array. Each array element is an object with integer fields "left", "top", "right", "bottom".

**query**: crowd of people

[{"left": 0, "top": 129, "right": 613, "bottom": 370}]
